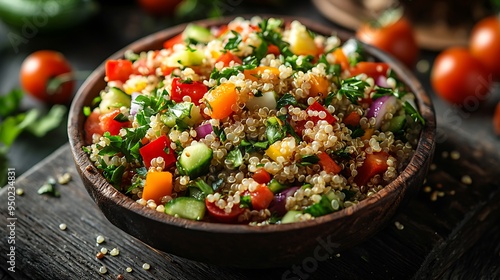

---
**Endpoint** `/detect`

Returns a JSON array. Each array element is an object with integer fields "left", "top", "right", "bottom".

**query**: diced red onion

[
  {"left": 195, "top": 123, "right": 213, "bottom": 140},
  {"left": 269, "top": 186, "right": 299, "bottom": 216},
  {"left": 366, "top": 95, "right": 397, "bottom": 129},
  {"left": 130, "top": 92, "right": 141, "bottom": 116},
  {"left": 375, "top": 75, "right": 389, "bottom": 88}
]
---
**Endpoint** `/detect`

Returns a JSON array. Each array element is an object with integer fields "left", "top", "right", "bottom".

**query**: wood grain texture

[{"left": 1, "top": 125, "right": 499, "bottom": 279}]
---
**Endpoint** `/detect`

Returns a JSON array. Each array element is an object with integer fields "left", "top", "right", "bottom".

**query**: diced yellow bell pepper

[
  {"left": 288, "top": 21, "right": 318, "bottom": 56},
  {"left": 265, "top": 137, "right": 295, "bottom": 162}
]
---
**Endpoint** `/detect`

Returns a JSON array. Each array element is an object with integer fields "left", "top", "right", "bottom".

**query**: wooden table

[{"left": 1, "top": 125, "right": 499, "bottom": 279}]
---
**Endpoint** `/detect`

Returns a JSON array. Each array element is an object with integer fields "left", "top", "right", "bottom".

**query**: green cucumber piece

[
  {"left": 281, "top": 210, "right": 302, "bottom": 224},
  {"left": 387, "top": 115, "right": 406, "bottom": 132},
  {"left": 164, "top": 197, "right": 206, "bottom": 220},
  {"left": 99, "top": 87, "right": 131, "bottom": 114},
  {"left": 182, "top": 23, "right": 214, "bottom": 44},
  {"left": 170, "top": 49, "right": 205, "bottom": 66},
  {"left": 178, "top": 142, "right": 213, "bottom": 179},
  {"left": 268, "top": 178, "right": 287, "bottom": 193}
]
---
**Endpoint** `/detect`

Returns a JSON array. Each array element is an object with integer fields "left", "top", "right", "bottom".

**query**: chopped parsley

[{"left": 338, "top": 77, "right": 370, "bottom": 104}]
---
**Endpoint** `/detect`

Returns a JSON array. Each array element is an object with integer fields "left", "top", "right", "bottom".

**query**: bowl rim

[{"left": 68, "top": 15, "right": 436, "bottom": 234}]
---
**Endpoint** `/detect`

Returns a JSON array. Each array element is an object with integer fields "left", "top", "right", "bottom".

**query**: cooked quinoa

[{"left": 83, "top": 17, "right": 423, "bottom": 225}]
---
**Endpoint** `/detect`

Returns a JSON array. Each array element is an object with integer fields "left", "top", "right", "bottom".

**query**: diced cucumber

[
  {"left": 268, "top": 178, "right": 287, "bottom": 193},
  {"left": 169, "top": 48, "right": 205, "bottom": 67},
  {"left": 99, "top": 87, "right": 131, "bottom": 114},
  {"left": 281, "top": 210, "right": 303, "bottom": 224},
  {"left": 163, "top": 102, "right": 203, "bottom": 128},
  {"left": 246, "top": 91, "right": 277, "bottom": 111},
  {"left": 387, "top": 115, "right": 406, "bottom": 132},
  {"left": 164, "top": 197, "right": 206, "bottom": 221},
  {"left": 182, "top": 24, "right": 214, "bottom": 44},
  {"left": 178, "top": 142, "right": 213, "bottom": 179}
]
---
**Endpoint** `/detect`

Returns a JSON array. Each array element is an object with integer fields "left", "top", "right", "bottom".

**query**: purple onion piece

[
  {"left": 130, "top": 92, "right": 142, "bottom": 116},
  {"left": 375, "top": 75, "right": 389, "bottom": 88},
  {"left": 195, "top": 123, "right": 214, "bottom": 140},
  {"left": 366, "top": 95, "right": 397, "bottom": 129},
  {"left": 268, "top": 186, "right": 300, "bottom": 216}
]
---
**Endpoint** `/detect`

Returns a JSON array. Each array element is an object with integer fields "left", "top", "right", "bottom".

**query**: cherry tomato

[
  {"left": 20, "top": 50, "right": 75, "bottom": 104},
  {"left": 431, "top": 47, "right": 491, "bottom": 105},
  {"left": 250, "top": 184, "right": 274, "bottom": 211},
  {"left": 83, "top": 111, "right": 104, "bottom": 144},
  {"left": 356, "top": 16, "right": 418, "bottom": 68},
  {"left": 470, "top": 16, "right": 500, "bottom": 80},
  {"left": 252, "top": 168, "right": 271, "bottom": 184},
  {"left": 494, "top": 102, "right": 500, "bottom": 136},
  {"left": 137, "top": 0, "right": 182, "bottom": 16},
  {"left": 205, "top": 200, "right": 245, "bottom": 223}
]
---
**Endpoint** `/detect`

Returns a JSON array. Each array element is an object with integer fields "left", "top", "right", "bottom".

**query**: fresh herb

[
  {"left": 338, "top": 77, "right": 370, "bottom": 104},
  {"left": 97, "top": 127, "right": 147, "bottom": 162},
  {"left": 257, "top": 18, "right": 293, "bottom": 58},
  {"left": 211, "top": 177, "right": 224, "bottom": 192},
  {"left": 285, "top": 54, "right": 316, "bottom": 72},
  {"left": 223, "top": 30, "right": 243, "bottom": 51},
  {"left": 276, "top": 93, "right": 298, "bottom": 109},
  {"left": 404, "top": 101, "right": 425, "bottom": 125},
  {"left": 0, "top": 89, "right": 23, "bottom": 117},
  {"left": 342, "top": 39, "right": 366, "bottom": 66},
  {"left": 37, "top": 177, "right": 60, "bottom": 197},
  {"left": 265, "top": 116, "right": 284, "bottom": 144},
  {"left": 372, "top": 87, "right": 394, "bottom": 100},
  {"left": 268, "top": 178, "right": 288, "bottom": 193},
  {"left": 324, "top": 92, "right": 336, "bottom": 106},
  {"left": 83, "top": 106, "right": 91, "bottom": 117},
  {"left": 113, "top": 113, "right": 129, "bottom": 122},
  {"left": 213, "top": 126, "right": 226, "bottom": 142},
  {"left": 226, "top": 148, "right": 243, "bottom": 168},
  {"left": 188, "top": 178, "right": 214, "bottom": 199},
  {"left": 240, "top": 195, "right": 252, "bottom": 208},
  {"left": 334, "top": 147, "right": 351, "bottom": 159},
  {"left": 299, "top": 154, "right": 320, "bottom": 166},
  {"left": 240, "top": 139, "right": 268, "bottom": 153},
  {"left": 277, "top": 115, "right": 301, "bottom": 143},
  {"left": 304, "top": 194, "right": 334, "bottom": 217},
  {"left": 210, "top": 63, "right": 257, "bottom": 85},
  {"left": 318, "top": 55, "right": 340, "bottom": 76},
  {"left": 351, "top": 126, "right": 365, "bottom": 138},
  {"left": 341, "top": 189, "right": 356, "bottom": 201}
]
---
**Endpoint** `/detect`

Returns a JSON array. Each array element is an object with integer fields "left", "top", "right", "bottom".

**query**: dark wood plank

[{"left": 1, "top": 125, "right": 499, "bottom": 279}]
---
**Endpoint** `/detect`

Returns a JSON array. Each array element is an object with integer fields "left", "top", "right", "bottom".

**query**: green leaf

[
  {"left": 0, "top": 109, "right": 38, "bottom": 147},
  {"left": 0, "top": 89, "right": 23, "bottom": 117},
  {"left": 351, "top": 126, "right": 365, "bottom": 138},
  {"left": 27, "top": 105, "right": 67, "bottom": 137},
  {"left": 37, "top": 177, "right": 60, "bottom": 197},
  {"left": 404, "top": 101, "right": 425, "bottom": 125},
  {"left": 223, "top": 30, "right": 243, "bottom": 51},
  {"left": 338, "top": 77, "right": 370, "bottom": 104},
  {"left": 226, "top": 148, "right": 243, "bottom": 168},
  {"left": 276, "top": 93, "right": 298, "bottom": 109},
  {"left": 265, "top": 116, "right": 285, "bottom": 144},
  {"left": 300, "top": 154, "right": 319, "bottom": 166}
]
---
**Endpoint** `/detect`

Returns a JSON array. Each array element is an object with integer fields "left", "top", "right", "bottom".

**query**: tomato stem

[{"left": 46, "top": 70, "right": 92, "bottom": 95}]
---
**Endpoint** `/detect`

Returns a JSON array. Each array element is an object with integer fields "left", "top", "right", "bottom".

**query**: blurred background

[{"left": 0, "top": 0, "right": 499, "bottom": 184}]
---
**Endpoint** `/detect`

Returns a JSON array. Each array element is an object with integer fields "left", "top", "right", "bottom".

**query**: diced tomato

[
  {"left": 252, "top": 168, "right": 271, "bottom": 184},
  {"left": 132, "top": 58, "right": 155, "bottom": 75},
  {"left": 354, "top": 151, "right": 390, "bottom": 187},
  {"left": 100, "top": 109, "right": 131, "bottom": 136},
  {"left": 343, "top": 111, "right": 361, "bottom": 127},
  {"left": 105, "top": 59, "right": 134, "bottom": 83},
  {"left": 250, "top": 184, "right": 274, "bottom": 210},
  {"left": 267, "top": 44, "right": 280, "bottom": 56},
  {"left": 161, "top": 65, "right": 176, "bottom": 76},
  {"left": 215, "top": 25, "right": 229, "bottom": 38},
  {"left": 170, "top": 77, "right": 208, "bottom": 105},
  {"left": 205, "top": 200, "right": 245, "bottom": 223},
  {"left": 84, "top": 111, "right": 105, "bottom": 144},
  {"left": 215, "top": 52, "right": 242, "bottom": 67},
  {"left": 163, "top": 33, "right": 184, "bottom": 49},
  {"left": 349, "top": 62, "right": 389, "bottom": 79},
  {"left": 332, "top": 48, "right": 350, "bottom": 71},
  {"left": 318, "top": 152, "right": 342, "bottom": 174},
  {"left": 139, "top": 135, "right": 176, "bottom": 170},
  {"left": 307, "top": 101, "right": 336, "bottom": 124}
]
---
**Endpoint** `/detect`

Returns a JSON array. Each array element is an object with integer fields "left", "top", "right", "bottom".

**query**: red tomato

[
  {"left": 139, "top": 135, "right": 176, "bottom": 169},
  {"left": 163, "top": 33, "right": 184, "bottom": 49},
  {"left": 205, "top": 200, "right": 245, "bottom": 223},
  {"left": 342, "top": 111, "right": 361, "bottom": 127},
  {"left": 431, "top": 47, "right": 491, "bottom": 105},
  {"left": 354, "top": 151, "right": 389, "bottom": 187},
  {"left": 137, "top": 0, "right": 182, "bottom": 16},
  {"left": 317, "top": 152, "right": 342, "bottom": 174},
  {"left": 267, "top": 44, "right": 281, "bottom": 56},
  {"left": 470, "top": 16, "right": 500, "bottom": 80},
  {"left": 20, "top": 50, "right": 74, "bottom": 104},
  {"left": 215, "top": 52, "right": 242, "bottom": 67},
  {"left": 171, "top": 77, "right": 208, "bottom": 105},
  {"left": 494, "top": 102, "right": 500, "bottom": 136},
  {"left": 99, "top": 109, "right": 131, "bottom": 136},
  {"left": 250, "top": 184, "right": 274, "bottom": 211},
  {"left": 252, "top": 168, "right": 271, "bottom": 184},
  {"left": 105, "top": 60, "right": 134, "bottom": 83},
  {"left": 349, "top": 62, "right": 389, "bottom": 79},
  {"left": 83, "top": 111, "right": 105, "bottom": 144},
  {"left": 356, "top": 16, "right": 418, "bottom": 68},
  {"left": 306, "top": 101, "right": 336, "bottom": 124}
]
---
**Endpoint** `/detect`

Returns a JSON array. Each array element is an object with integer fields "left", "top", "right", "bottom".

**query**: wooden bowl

[{"left": 68, "top": 16, "right": 436, "bottom": 268}]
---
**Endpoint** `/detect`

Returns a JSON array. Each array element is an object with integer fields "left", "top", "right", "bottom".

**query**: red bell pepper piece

[
  {"left": 105, "top": 59, "right": 134, "bottom": 83},
  {"left": 163, "top": 33, "right": 184, "bottom": 49},
  {"left": 318, "top": 152, "right": 342, "bottom": 174},
  {"left": 215, "top": 52, "right": 242, "bottom": 67},
  {"left": 139, "top": 135, "right": 176, "bottom": 169},
  {"left": 349, "top": 62, "right": 389, "bottom": 79},
  {"left": 306, "top": 101, "right": 336, "bottom": 125},
  {"left": 250, "top": 184, "right": 274, "bottom": 211},
  {"left": 171, "top": 77, "right": 208, "bottom": 105},
  {"left": 354, "top": 151, "right": 390, "bottom": 187}
]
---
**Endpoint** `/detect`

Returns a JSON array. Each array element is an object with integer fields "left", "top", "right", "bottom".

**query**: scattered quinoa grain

[
  {"left": 59, "top": 223, "right": 67, "bottom": 231},
  {"left": 416, "top": 59, "right": 430, "bottom": 73},
  {"left": 450, "top": 150, "right": 460, "bottom": 160},
  {"left": 142, "top": 263, "right": 151, "bottom": 270},
  {"left": 96, "top": 252, "right": 105, "bottom": 259},
  {"left": 110, "top": 248, "right": 120, "bottom": 256},
  {"left": 441, "top": 151, "right": 449, "bottom": 158},
  {"left": 126, "top": 267, "right": 133, "bottom": 273},
  {"left": 99, "top": 266, "right": 107, "bottom": 274},
  {"left": 461, "top": 175, "right": 472, "bottom": 185},
  {"left": 100, "top": 247, "right": 108, "bottom": 254},
  {"left": 57, "top": 172, "right": 72, "bottom": 185},
  {"left": 96, "top": 235, "right": 105, "bottom": 244},
  {"left": 429, "top": 163, "right": 437, "bottom": 171},
  {"left": 16, "top": 188, "right": 24, "bottom": 196},
  {"left": 394, "top": 221, "right": 404, "bottom": 230},
  {"left": 423, "top": 186, "right": 432, "bottom": 193}
]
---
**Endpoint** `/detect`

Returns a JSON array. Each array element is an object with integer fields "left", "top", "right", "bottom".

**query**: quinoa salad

[{"left": 83, "top": 17, "right": 424, "bottom": 225}]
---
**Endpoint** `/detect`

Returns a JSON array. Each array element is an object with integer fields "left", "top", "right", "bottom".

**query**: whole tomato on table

[
  {"left": 469, "top": 16, "right": 500, "bottom": 80},
  {"left": 20, "top": 50, "right": 75, "bottom": 104},
  {"left": 356, "top": 10, "right": 419, "bottom": 68}
]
